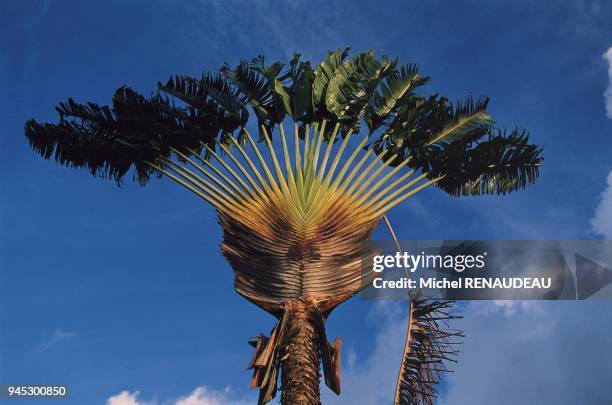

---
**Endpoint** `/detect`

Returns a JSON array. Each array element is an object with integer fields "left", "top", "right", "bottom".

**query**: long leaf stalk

[{"left": 149, "top": 120, "right": 440, "bottom": 238}]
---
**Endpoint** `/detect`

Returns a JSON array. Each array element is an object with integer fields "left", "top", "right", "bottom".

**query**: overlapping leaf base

[{"left": 210, "top": 122, "right": 437, "bottom": 313}]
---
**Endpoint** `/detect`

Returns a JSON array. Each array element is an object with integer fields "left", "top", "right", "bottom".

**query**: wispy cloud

[
  {"left": 572, "top": 0, "right": 612, "bottom": 40},
  {"left": 166, "top": 0, "right": 377, "bottom": 64},
  {"left": 208, "top": 0, "right": 343, "bottom": 60},
  {"left": 34, "top": 328, "right": 76, "bottom": 353},
  {"left": 591, "top": 170, "right": 612, "bottom": 238},
  {"left": 603, "top": 47, "right": 612, "bottom": 118}
]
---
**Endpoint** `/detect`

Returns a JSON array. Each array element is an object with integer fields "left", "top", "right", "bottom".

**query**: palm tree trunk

[{"left": 280, "top": 299, "right": 321, "bottom": 405}]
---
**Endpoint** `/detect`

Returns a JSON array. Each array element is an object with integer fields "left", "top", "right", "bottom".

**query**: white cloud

[
  {"left": 175, "top": 386, "right": 250, "bottom": 405},
  {"left": 604, "top": 46, "right": 612, "bottom": 118},
  {"left": 107, "top": 390, "right": 147, "bottom": 405},
  {"left": 591, "top": 170, "right": 612, "bottom": 238},
  {"left": 106, "top": 386, "right": 252, "bottom": 405}
]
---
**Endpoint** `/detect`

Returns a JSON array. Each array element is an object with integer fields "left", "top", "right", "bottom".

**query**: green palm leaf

[
  {"left": 437, "top": 128, "right": 543, "bottom": 196},
  {"left": 373, "top": 64, "right": 422, "bottom": 117},
  {"left": 312, "top": 48, "right": 350, "bottom": 106},
  {"left": 425, "top": 97, "right": 492, "bottom": 145}
]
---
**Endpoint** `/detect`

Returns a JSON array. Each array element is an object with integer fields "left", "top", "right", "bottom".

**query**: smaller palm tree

[{"left": 25, "top": 49, "right": 542, "bottom": 404}]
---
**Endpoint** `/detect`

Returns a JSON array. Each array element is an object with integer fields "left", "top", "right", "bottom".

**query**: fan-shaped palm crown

[{"left": 25, "top": 49, "right": 543, "bottom": 405}]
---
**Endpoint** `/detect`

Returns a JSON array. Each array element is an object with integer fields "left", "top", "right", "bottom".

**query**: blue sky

[{"left": 1, "top": 1, "right": 612, "bottom": 404}]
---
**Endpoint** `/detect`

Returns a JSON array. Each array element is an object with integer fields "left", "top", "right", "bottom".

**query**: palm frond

[
  {"left": 394, "top": 299, "right": 463, "bottom": 405},
  {"left": 285, "top": 53, "right": 315, "bottom": 120},
  {"left": 372, "top": 64, "right": 424, "bottom": 118},
  {"left": 26, "top": 52, "right": 543, "bottom": 199},
  {"left": 222, "top": 60, "right": 278, "bottom": 132},
  {"left": 312, "top": 48, "right": 350, "bottom": 106},
  {"left": 323, "top": 51, "right": 398, "bottom": 131},
  {"left": 435, "top": 127, "right": 543, "bottom": 195},
  {"left": 371, "top": 94, "right": 541, "bottom": 195},
  {"left": 157, "top": 75, "right": 206, "bottom": 108},
  {"left": 425, "top": 97, "right": 492, "bottom": 146},
  {"left": 25, "top": 86, "right": 220, "bottom": 184}
]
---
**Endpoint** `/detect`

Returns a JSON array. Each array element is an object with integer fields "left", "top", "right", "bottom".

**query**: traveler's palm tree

[{"left": 25, "top": 49, "right": 542, "bottom": 405}]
